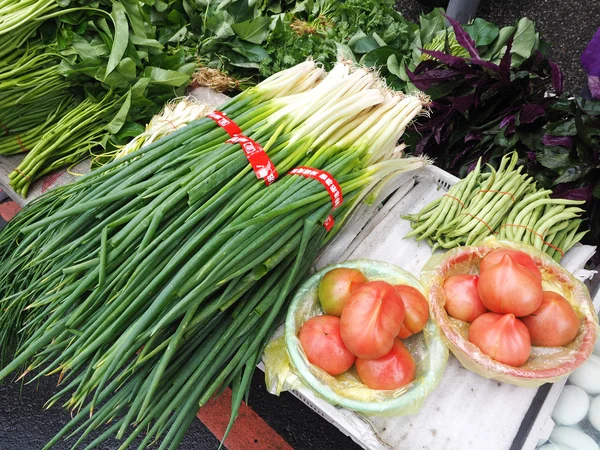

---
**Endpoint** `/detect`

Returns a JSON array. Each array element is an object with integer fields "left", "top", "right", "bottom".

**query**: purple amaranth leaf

[
  {"left": 465, "top": 131, "right": 482, "bottom": 142},
  {"left": 589, "top": 75, "right": 600, "bottom": 100},
  {"left": 552, "top": 185, "right": 593, "bottom": 202},
  {"left": 581, "top": 27, "right": 600, "bottom": 77},
  {"left": 526, "top": 151, "right": 537, "bottom": 161},
  {"left": 542, "top": 134, "right": 574, "bottom": 149},
  {"left": 420, "top": 49, "right": 469, "bottom": 69},
  {"left": 414, "top": 133, "right": 434, "bottom": 156},
  {"left": 549, "top": 61, "right": 564, "bottom": 95},
  {"left": 500, "top": 114, "right": 516, "bottom": 129},
  {"left": 408, "top": 67, "right": 460, "bottom": 90},
  {"left": 469, "top": 59, "right": 501, "bottom": 73},
  {"left": 450, "top": 142, "right": 477, "bottom": 169},
  {"left": 499, "top": 34, "right": 515, "bottom": 78},
  {"left": 444, "top": 14, "right": 480, "bottom": 59},
  {"left": 520, "top": 104, "right": 546, "bottom": 124},
  {"left": 450, "top": 94, "right": 476, "bottom": 113},
  {"left": 467, "top": 160, "right": 479, "bottom": 173},
  {"left": 413, "top": 59, "right": 442, "bottom": 75},
  {"left": 433, "top": 122, "right": 445, "bottom": 145}
]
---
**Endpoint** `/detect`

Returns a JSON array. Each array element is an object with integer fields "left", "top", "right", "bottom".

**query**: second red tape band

[
  {"left": 208, "top": 110, "right": 278, "bottom": 186},
  {"left": 289, "top": 166, "right": 343, "bottom": 231}
]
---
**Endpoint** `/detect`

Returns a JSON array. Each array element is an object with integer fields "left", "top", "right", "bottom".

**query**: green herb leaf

[
  {"left": 143, "top": 67, "right": 191, "bottom": 86},
  {"left": 231, "top": 16, "right": 271, "bottom": 44},
  {"left": 553, "top": 165, "right": 593, "bottom": 184},
  {"left": 486, "top": 25, "right": 516, "bottom": 62},
  {"left": 511, "top": 18, "right": 536, "bottom": 62},
  {"left": 105, "top": 2, "right": 129, "bottom": 78},
  {"left": 349, "top": 30, "right": 380, "bottom": 54},
  {"left": 546, "top": 119, "right": 577, "bottom": 136},
  {"left": 106, "top": 90, "right": 131, "bottom": 134},
  {"left": 335, "top": 43, "right": 356, "bottom": 62},
  {"left": 418, "top": 8, "right": 445, "bottom": 46},
  {"left": 129, "top": 36, "right": 164, "bottom": 49},
  {"left": 464, "top": 18, "right": 499, "bottom": 46},
  {"left": 537, "top": 146, "right": 576, "bottom": 170}
]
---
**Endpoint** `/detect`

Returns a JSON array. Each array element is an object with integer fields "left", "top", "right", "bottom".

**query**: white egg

[
  {"left": 569, "top": 355, "right": 600, "bottom": 395},
  {"left": 552, "top": 385, "right": 590, "bottom": 425},
  {"left": 589, "top": 395, "right": 600, "bottom": 432},
  {"left": 550, "top": 426, "right": 599, "bottom": 450},
  {"left": 538, "top": 443, "right": 574, "bottom": 450}
]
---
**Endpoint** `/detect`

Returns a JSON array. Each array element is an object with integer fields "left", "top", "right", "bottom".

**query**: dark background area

[
  {"left": 0, "top": 369, "right": 361, "bottom": 450},
  {"left": 1, "top": 1, "right": 598, "bottom": 449}
]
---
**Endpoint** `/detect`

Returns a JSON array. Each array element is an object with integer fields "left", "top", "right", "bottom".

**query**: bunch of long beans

[
  {"left": 0, "top": 61, "right": 427, "bottom": 449},
  {"left": 404, "top": 152, "right": 586, "bottom": 260}
]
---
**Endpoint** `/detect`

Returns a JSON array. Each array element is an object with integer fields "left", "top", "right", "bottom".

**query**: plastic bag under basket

[
  {"left": 263, "top": 259, "right": 448, "bottom": 416},
  {"left": 422, "top": 237, "right": 598, "bottom": 388}
]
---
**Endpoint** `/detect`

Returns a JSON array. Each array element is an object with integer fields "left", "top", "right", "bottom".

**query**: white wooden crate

[{"left": 274, "top": 165, "right": 596, "bottom": 450}]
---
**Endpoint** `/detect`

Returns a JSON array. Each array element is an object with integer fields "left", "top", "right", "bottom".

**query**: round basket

[
  {"left": 423, "top": 239, "right": 598, "bottom": 387},
  {"left": 285, "top": 259, "right": 448, "bottom": 416}
]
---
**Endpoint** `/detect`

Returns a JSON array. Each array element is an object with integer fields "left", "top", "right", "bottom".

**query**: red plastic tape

[
  {"left": 227, "top": 135, "right": 278, "bottom": 185},
  {"left": 207, "top": 110, "right": 242, "bottom": 137},
  {"left": 323, "top": 215, "right": 335, "bottom": 231},
  {"left": 289, "top": 166, "right": 344, "bottom": 231},
  {"left": 289, "top": 167, "right": 343, "bottom": 208}
]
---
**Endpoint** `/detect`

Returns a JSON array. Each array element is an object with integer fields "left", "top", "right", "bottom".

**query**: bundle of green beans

[
  {"left": 403, "top": 152, "right": 586, "bottom": 260},
  {"left": 0, "top": 61, "right": 427, "bottom": 449}
]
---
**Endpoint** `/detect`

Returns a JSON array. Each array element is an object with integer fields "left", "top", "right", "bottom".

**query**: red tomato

[
  {"left": 468, "top": 312, "right": 531, "bottom": 366},
  {"left": 340, "top": 281, "right": 405, "bottom": 359},
  {"left": 318, "top": 268, "right": 368, "bottom": 316},
  {"left": 521, "top": 291, "right": 580, "bottom": 346},
  {"left": 443, "top": 274, "right": 488, "bottom": 322},
  {"left": 480, "top": 249, "right": 542, "bottom": 281},
  {"left": 298, "top": 315, "right": 356, "bottom": 375},
  {"left": 355, "top": 338, "right": 416, "bottom": 390},
  {"left": 394, "top": 284, "right": 429, "bottom": 338},
  {"left": 478, "top": 254, "right": 543, "bottom": 317}
]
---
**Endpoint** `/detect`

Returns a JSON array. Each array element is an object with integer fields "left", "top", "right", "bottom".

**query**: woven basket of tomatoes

[
  {"left": 423, "top": 238, "right": 598, "bottom": 387},
  {"left": 282, "top": 259, "right": 448, "bottom": 415}
]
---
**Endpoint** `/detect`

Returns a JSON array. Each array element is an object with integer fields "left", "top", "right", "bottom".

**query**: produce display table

[
  {"left": 264, "top": 166, "right": 598, "bottom": 450},
  {"left": 0, "top": 91, "right": 596, "bottom": 450}
]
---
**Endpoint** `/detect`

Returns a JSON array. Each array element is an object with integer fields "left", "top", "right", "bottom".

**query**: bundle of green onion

[
  {"left": 0, "top": 61, "right": 427, "bottom": 449},
  {"left": 92, "top": 97, "right": 214, "bottom": 166}
]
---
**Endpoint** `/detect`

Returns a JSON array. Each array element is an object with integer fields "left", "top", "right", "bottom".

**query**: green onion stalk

[
  {"left": 93, "top": 97, "right": 215, "bottom": 166},
  {"left": 0, "top": 61, "right": 427, "bottom": 449}
]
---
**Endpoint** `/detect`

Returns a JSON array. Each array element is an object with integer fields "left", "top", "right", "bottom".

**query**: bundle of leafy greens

[
  {"left": 405, "top": 16, "right": 599, "bottom": 252},
  {"left": 188, "top": 4, "right": 544, "bottom": 92},
  {"left": 0, "top": 0, "right": 197, "bottom": 195}
]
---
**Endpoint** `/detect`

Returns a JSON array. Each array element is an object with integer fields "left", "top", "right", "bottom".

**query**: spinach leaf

[
  {"left": 464, "top": 18, "right": 499, "bottom": 47},
  {"left": 105, "top": 2, "right": 129, "bottom": 78},
  {"left": 231, "top": 16, "right": 271, "bottom": 44}
]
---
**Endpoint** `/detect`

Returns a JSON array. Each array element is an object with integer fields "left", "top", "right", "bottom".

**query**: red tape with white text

[
  {"left": 289, "top": 166, "right": 343, "bottom": 231},
  {"left": 227, "top": 135, "right": 278, "bottom": 185},
  {"left": 207, "top": 110, "right": 242, "bottom": 137}
]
